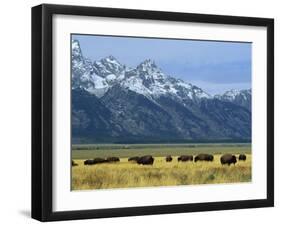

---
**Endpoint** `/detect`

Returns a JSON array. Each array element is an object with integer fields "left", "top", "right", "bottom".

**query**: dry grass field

[{"left": 71, "top": 144, "right": 251, "bottom": 190}]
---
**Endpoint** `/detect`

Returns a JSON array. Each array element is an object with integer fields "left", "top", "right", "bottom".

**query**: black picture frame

[{"left": 32, "top": 3, "right": 274, "bottom": 222}]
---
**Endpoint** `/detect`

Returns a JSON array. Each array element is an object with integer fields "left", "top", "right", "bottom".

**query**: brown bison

[
  {"left": 194, "top": 154, "right": 214, "bottom": 162},
  {"left": 106, "top": 157, "right": 120, "bottom": 162},
  {"left": 92, "top": 157, "right": 108, "bottom": 164},
  {"left": 220, "top": 154, "right": 237, "bottom": 165},
  {"left": 128, "top": 156, "right": 140, "bottom": 162},
  {"left": 178, "top": 155, "right": 193, "bottom": 162},
  {"left": 238, "top": 154, "right": 247, "bottom": 161},
  {"left": 84, "top": 158, "right": 108, "bottom": 165},
  {"left": 84, "top": 159, "right": 95, "bottom": 165},
  {"left": 72, "top": 160, "right": 78, "bottom": 166},
  {"left": 166, "top": 155, "right": 173, "bottom": 162},
  {"left": 137, "top": 155, "right": 154, "bottom": 165}
]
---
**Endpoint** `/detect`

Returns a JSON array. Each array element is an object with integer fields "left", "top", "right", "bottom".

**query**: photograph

[
  {"left": 31, "top": 3, "right": 274, "bottom": 221},
  {"left": 71, "top": 34, "right": 252, "bottom": 190}
]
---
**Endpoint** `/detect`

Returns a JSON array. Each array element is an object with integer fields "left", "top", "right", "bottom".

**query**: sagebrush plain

[{"left": 71, "top": 143, "right": 251, "bottom": 190}]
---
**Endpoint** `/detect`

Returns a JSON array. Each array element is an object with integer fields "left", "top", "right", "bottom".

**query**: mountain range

[{"left": 71, "top": 39, "right": 251, "bottom": 143}]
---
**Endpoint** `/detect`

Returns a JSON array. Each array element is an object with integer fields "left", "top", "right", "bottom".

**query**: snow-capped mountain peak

[
  {"left": 72, "top": 40, "right": 213, "bottom": 101},
  {"left": 93, "top": 55, "right": 125, "bottom": 79},
  {"left": 136, "top": 59, "right": 166, "bottom": 80},
  {"left": 220, "top": 89, "right": 240, "bottom": 100},
  {"left": 100, "top": 55, "right": 122, "bottom": 66},
  {"left": 72, "top": 40, "right": 81, "bottom": 54},
  {"left": 137, "top": 59, "right": 157, "bottom": 70},
  {"left": 72, "top": 40, "right": 252, "bottom": 143},
  {"left": 72, "top": 39, "right": 84, "bottom": 63},
  {"left": 214, "top": 89, "right": 251, "bottom": 110},
  {"left": 216, "top": 89, "right": 251, "bottom": 101}
]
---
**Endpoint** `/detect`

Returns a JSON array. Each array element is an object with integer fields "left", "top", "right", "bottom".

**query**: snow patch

[
  {"left": 71, "top": 39, "right": 216, "bottom": 101},
  {"left": 106, "top": 74, "right": 116, "bottom": 81},
  {"left": 92, "top": 75, "right": 107, "bottom": 89}
]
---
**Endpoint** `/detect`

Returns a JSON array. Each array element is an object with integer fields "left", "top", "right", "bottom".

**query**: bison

[
  {"left": 166, "top": 155, "right": 173, "bottom": 162},
  {"left": 178, "top": 155, "right": 193, "bottom": 162},
  {"left": 106, "top": 157, "right": 120, "bottom": 162},
  {"left": 220, "top": 154, "right": 237, "bottom": 165},
  {"left": 84, "top": 159, "right": 95, "bottom": 165},
  {"left": 84, "top": 158, "right": 108, "bottom": 165},
  {"left": 194, "top": 154, "right": 214, "bottom": 162},
  {"left": 92, "top": 157, "right": 108, "bottom": 164},
  {"left": 72, "top": 160, "right": 78, "bottom": 166},
  {"left": 137, "top": 155, "right": 154, "bottom": 165},
  {"left": 238, "top": 154, "right": 247, "bottom": 161},
  {"left": 128, "top": 156, "right": 140, "bottom": 162}
]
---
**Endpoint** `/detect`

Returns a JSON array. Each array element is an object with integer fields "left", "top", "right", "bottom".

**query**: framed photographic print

[{"left": 32, "top": 4, "right": 274, "bottom": 221}]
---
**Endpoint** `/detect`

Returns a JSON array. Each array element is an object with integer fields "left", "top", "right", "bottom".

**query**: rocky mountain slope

[{"left": 71, "top": 39, "right": 251, "bottom": 143}]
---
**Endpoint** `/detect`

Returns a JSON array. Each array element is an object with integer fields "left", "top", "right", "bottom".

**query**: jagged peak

[
  {"left": 225, "top": 89, "right": 239, "bottom": 94},
  {"left": 98, "top": 55, "right": 123, "bottom": 66},
  {"left": 71, "top": 40, "right": 229, "bottom": 101},
  {"left": 72, "top": 39, "right": 81, "bottom": 50},
  {"left": 215, "top": 88, "right": 252, "bottom": 100},
  {"left": 107, "top": 55, "right": 117, "bottom": 61},
  {"left": 224, "top": 89, "right": 251, "bottom": 96},
  {"left": 72, "top": 39, "right": 83, "bottom": 60},
  {"left": 72, "top": 39, "right": 80, "bottom": 44},
  {"left": 137, "top": 59, "right": 157, "bottom": 69},
  {"left": 136, "top": 59, "right": 165, "bottom": 81},
  {"left": 242, "top": 89, "right": 252, "bottom": 94},
  {"left": 102, "top": 55, "right": 117, "bottom": 61}
]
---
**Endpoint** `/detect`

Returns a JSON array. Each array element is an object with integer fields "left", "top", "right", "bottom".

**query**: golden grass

[{"left": 71, "top": 154, "right": 251, "bottom": 190}]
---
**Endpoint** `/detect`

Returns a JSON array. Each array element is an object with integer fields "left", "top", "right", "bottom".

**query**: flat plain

[{"left": 72, "top": 143, "right": 251, "bottom": 190}]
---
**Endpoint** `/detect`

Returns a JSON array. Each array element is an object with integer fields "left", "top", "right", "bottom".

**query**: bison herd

[
  {"left": 83, "top": 157, "right": 120, "bottom": 165},
  {"left": 72, "top": 154, "right": 247, "bottom": 167}
]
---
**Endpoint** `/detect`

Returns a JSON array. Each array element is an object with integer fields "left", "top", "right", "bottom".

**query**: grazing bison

[
  {"left": 92, "top": 157, "right": 108, "bottom": 164},
  {"left": 238, "top": 154, "right": 247, "bottom": 161},
  {"left": 84, "top": 158, "right": 108, "bottom": 165},
  {"left": 194, "top": 154, "right": 214, "bottom": 162},
  {"left": 84, "top": 159, "right": 95, "bottom": 165},
  {"left": 166, "top": 155, "right": 173, "bottom": 162},
  {"left": 72, "top": 160, "right": 78, "bottom": 166},
  {"left": 106, "top": 157, "right": 120, "bottom": 162},
  {"left": 220, "top": 154, "right": 237, "bottom": 165},
  {"left": 128, "top": 156, "right": 140, "bottom": 162},
  {"left": 137, "top": 155, "right": 154, "bottom": 165},
  {"left": 178, "top": 155, "right": 193, "bottom": 162}
]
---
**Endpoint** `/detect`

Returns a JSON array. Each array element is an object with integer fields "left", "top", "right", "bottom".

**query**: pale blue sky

[{"left": 72, "top": 34, "right": 252, "bottom": 95}]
